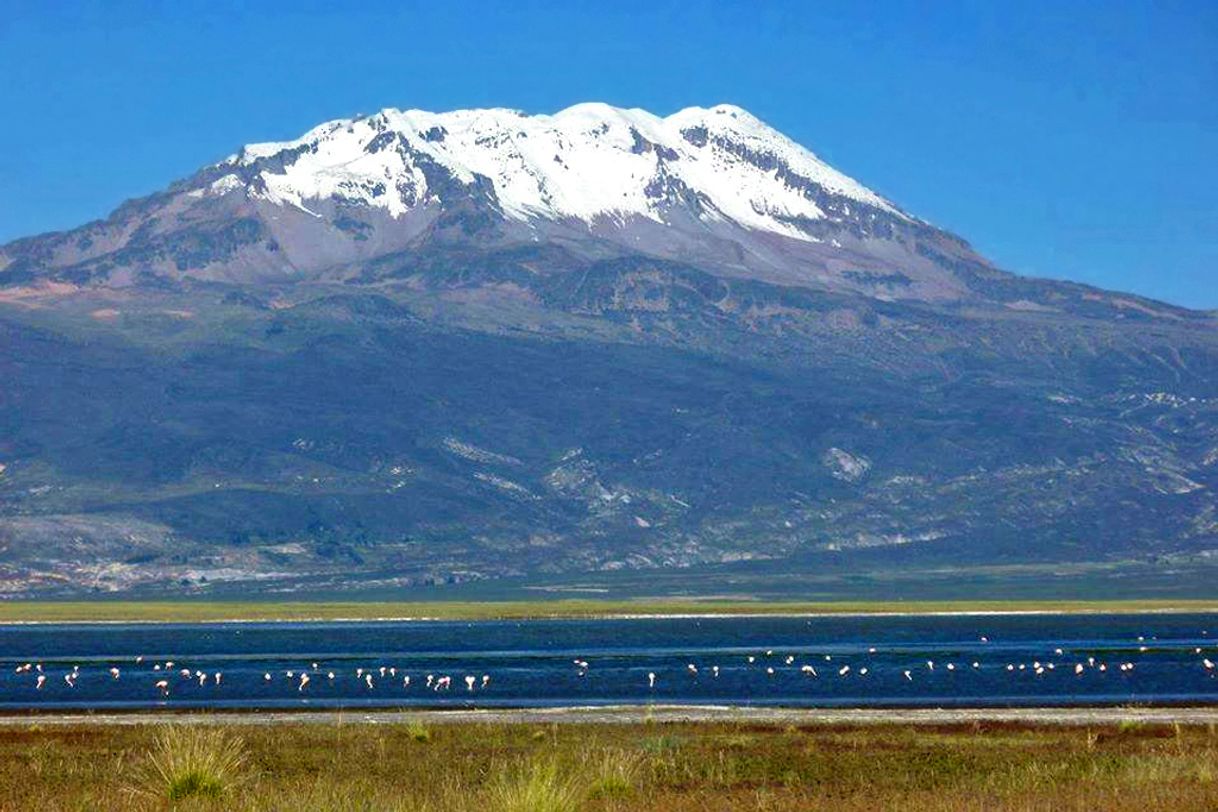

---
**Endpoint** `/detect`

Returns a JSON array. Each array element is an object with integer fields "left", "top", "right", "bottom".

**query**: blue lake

[{"left": 2, "top": 613, "right": 1216, "bottom": 710}]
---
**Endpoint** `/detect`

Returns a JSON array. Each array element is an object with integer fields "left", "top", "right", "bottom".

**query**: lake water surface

[{"left": 2, "top": 613, "right": 1216, "bottom": 710}]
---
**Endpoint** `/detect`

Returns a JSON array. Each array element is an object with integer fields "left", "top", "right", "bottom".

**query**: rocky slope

[{"left": 0, "top": 103, "right": 1214, "bottom": 596}]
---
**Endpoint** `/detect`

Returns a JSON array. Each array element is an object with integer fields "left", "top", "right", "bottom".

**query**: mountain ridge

[{"left": 0, "top": 102, "right": 1214, "bottom": 597}]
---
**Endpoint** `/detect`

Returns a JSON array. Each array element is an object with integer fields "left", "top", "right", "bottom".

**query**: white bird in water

[
  {"left": 465, "top": 675, "right": 476, "bottom": 691},
  {"left": 403, "top": 675, "right": 410, "bottom": 688},
  {"left": 980, "top": 636, "right": 989, "bottom": 643},
  {"left": 179, "top": 668, "right": 191, "bottom": 678},
  {"left": 197, "top": 673, "right": 207, "bottom": 687},
  {"left": 1203, "top": 659, "right": 1214, "bottom": 671},
  {"left": 687, "top": 663, "right": 698, "bottom": 676},
  {"left": 972, "top": 662, "right": 980, "bottom": 670},
  {"left": 800, "top": 665, "right": 817, "bottom": 677},
  {"left": 364, "top": 673, "right": 374, "bottom": 690},
  {"left": 784, "top": 655, "right": 795, "bottom": 665},
  {"left": 264, "top": 673, "right": 272, "bottom": 681},
  {"left": 426, "top": 674, "right": 434, "bottom": 688},
  {"left": 926, "top": 660, "right": 934, "bottom": 671},
  {"left": 36, "top": 675, "right": 46, "bottom": 690},
  {"left": 868, "top": 647, "right": 877, "bottom": 654},
  {"left": 859, "top": 667, "right": 869, "bottom": 676},
  {"left": 946, "top": 663, "right": 956, "bottom": 672},
  {"left": 109, "top": 667, "right": 121, "bottom": 680},
  {"left": 648, "top": 672, "right": 656, "bottom": 688},
  {"left": 766, "top": 666, "right": 775, "bottom": 676},
  {"left": 747, "top": 656, "right": 756, "bottom": 664},
  {"left": 712, "top": 666, "right": 720, "bottom": 678},
  {"left": 214, "top": 672, "right": 222, "bottom": 685},
  {"left": 327, "top": 672, "right": 335, "bottom": 681},
  {"left": 903, "top": 670, "right": 912, "bottom": 681},
  {"left": 1075, "top": 663, "right": 1085, "bottom": 675},
  {"left": 155, "top": 679, "right": 169, "bottom": 696},
  {"left": 135, "top": 656, "right": 144, "bottom": 664},
  {"left": 482, "top": 675, "right": 490, "bottom": 688},
  {"left": 299, "top": 673, "right": 310, "bottom": 691},
  {"left": 838, "top": 665, "right": 850, "bottom": 676},
  {"left": 64, "top": 673, "right": 76, "bottom": 688}
]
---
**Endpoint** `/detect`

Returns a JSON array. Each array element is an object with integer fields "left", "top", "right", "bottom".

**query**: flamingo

[
  {"left": 64, "top": 673, "right": 76, "bottom": 688},
  {"left": 364, "top": 673, "right": 374, "bottom": 690},
  {"left": 214, "top": 672, "right": 222, "bottom": 685},
  {"left": 36, "top": 674, "right": 46, "bottom": 690},
  {"left": 299, "top": 673, "right": 310, "bottom": 691},
  {"left": 902, "top": 670, "right": 912, "bottom": 681},
  {"left": 482, "top": 675, "right": 490, "bottom": 688},
  {"left": 109, "top": 667, "right": 121, "bottom": 680},
  {"left": 465, "top": 675, "right": 476, "bottom": 691},
  {"left": 648, "top": 672, "right": 656, "bottom": 688},
  {"left": 155, "top": 679, "right": 169, "bottom": 695}
]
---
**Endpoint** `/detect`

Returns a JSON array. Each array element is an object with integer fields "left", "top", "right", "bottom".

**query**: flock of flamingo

[{"left": 8, "top": 632, "right": 1216, "bottom": 702}]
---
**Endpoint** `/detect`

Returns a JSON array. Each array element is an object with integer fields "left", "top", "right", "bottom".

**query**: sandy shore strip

[{"left": 6, "top": 705, "right": 1218, "bottom": 727}]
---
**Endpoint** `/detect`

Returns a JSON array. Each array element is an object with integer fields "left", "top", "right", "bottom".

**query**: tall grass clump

[
  {"left": 405, "top": 719, "right": 431, "bottom": 742},
  {"left": 588, "top": 749, "right": 643, "bottom": 800},
  {"left": 489, "top": 758, "right": 582, "bottom": 812},
  {"left": 129, "top": 725, "right": 250, "bottom": 801}
]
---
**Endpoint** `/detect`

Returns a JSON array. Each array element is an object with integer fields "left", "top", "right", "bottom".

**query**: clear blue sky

[{"left": 2, "top": 1, "right": 1215, "bottom": 307}]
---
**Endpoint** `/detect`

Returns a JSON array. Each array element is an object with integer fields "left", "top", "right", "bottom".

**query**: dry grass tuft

[{"left": 128, "top": 725, "right": 251, "bottom": 802}]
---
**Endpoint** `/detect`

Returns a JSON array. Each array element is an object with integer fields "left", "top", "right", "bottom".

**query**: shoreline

[
  {"left": 5, "top": 704, "right": 1218, "bottom": 726},
  {"left": 1, "top": 599, "right": 1215, "bottom": 625}
]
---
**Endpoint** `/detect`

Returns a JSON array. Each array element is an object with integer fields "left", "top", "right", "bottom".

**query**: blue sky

[{"left": 1, "top": 1, "right": 1214, "bottom": 307}]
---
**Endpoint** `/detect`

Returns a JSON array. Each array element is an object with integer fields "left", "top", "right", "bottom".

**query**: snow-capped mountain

[
  {"left": 2, "top": 102, "right": 1216, "bottom": 597},
  {"left": 232, "top": 103, "right": 902, "bottom": 235},
  {"left": 1, "top": 103, "right": 991, "bottom": 301}
]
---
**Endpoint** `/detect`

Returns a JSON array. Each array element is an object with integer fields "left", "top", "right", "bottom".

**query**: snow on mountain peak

[{"left": 223, "top": 103, "right": 906, "bottom": 241}]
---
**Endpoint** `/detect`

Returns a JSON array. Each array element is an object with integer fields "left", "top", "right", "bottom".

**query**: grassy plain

[
  {"left": 0, "top": 598, "right": 1215, "bottom": 623},
  {"left": 5, "top": 718, "right": 1218, "bottom": 810}
]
